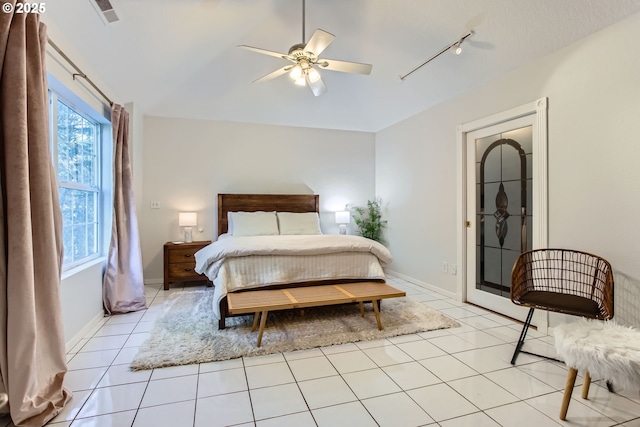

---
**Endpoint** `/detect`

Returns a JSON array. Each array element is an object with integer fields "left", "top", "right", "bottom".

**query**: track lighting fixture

[{"left": 400, "top": 30, "right": 474, "bottom": 80}]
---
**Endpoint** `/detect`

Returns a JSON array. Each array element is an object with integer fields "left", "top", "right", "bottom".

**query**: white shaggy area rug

[{"left": 131, "top": 289, "right": 459, "bottom": 370}]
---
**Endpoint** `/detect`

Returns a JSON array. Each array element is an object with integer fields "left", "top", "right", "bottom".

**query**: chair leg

[
  {"left": 560, "top": 368, "right": 578, "bottom": 420},
  {"left": 511, "top": 307, "right": 535, "bottom": 365}
]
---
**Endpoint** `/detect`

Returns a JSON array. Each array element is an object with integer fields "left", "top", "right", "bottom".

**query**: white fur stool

[{"left": 554, "top": 319, "right": 640, "bottom": 420}]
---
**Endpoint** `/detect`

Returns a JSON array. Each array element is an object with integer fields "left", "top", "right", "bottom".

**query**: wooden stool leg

[
  {"left": 359, "top": 301, "right": 364, "bottom": 317},
  {"left": 372, "top": 300, "right": 382, "bottom": 330},
  {"left": 560, "top": 368, "right": 578, "bottom": 420},
  {"left": 582, "top": 371, "right": 592, "bottom": 399},
  {"left": 257, "top": 310, "right": 268, "bottom": 347}
]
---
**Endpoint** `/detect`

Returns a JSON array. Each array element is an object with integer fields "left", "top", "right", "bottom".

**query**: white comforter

[{"left": 194, "top": 234, "right": 393, "bottom": 279}]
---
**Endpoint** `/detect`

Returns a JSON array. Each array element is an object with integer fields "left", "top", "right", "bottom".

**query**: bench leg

[
  {"left": 560, "top": 367, "right": 578, "bottom": 420},
  {"left": 251, "top": 312, "right": 260, "bottom": 331},
  {"left": 359, "top": 302, "right": 364, "bottom": 317},
  {"left": 257, "top": 310, "right": 268, "bottom": 347},
  {"left": 372, "top": 300, "right": 382, "bottom": 330},
  {"left": 582, "top": 371, "right": 591, "bottom": 399}
]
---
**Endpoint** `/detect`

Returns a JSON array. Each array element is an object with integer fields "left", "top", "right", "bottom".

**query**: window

[
  {"left": 49, "top": 80, "right": 111, "bottom": 270},
  {"left": 55, "top": 100, "right": 100, "bottom": 266}
]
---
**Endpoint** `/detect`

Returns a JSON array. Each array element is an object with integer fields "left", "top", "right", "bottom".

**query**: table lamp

[
  {"left": 335, "top": 211, "right": 351, "bottom": 235},
  {"left": 179, "top": 212, "right": 197, "bottom": 243}
]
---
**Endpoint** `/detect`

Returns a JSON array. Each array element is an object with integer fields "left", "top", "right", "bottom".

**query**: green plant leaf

[{"left": 349, "top": 198, "right": 387, "bottom": 245}]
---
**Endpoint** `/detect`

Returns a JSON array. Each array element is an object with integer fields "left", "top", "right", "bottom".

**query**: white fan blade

[
  {"left": 304, "top": 29, "right": 335, "bottom": 56},
  {"left": 238, "top": 45, "right": 293, "bottom": 61},
  {"left": 306, "top": 74, "right": 326, "bottom": 96},
  {"left": 253, "top": 65, "right": 293, "bottom": 83},
  {"left": 318, "top": 59, "right": 372, "bottom": 75}
]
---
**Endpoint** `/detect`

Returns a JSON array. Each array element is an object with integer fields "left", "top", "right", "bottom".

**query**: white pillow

[
  {"left": 227, "top": 212, "right": 234, "bottom": 235},
  {"left": 229, "top": 211, "right": 279, "bottom": 236},
  {"left": 277, "top": 212, "right": 322, "bottom": 235}
]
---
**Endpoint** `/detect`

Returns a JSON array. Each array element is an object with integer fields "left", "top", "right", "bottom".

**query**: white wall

[
  {"left": 376, "top": 13, "right": 640, "bottom": 326},
  {"left": 60, "top": 262, "right": 104, "bottom": 346},
  {"left": 141, "top": 117, "right": 375, "bottom": 282},
  {"left": 43, "top": 17, "right": 115, "bottom": 122}
]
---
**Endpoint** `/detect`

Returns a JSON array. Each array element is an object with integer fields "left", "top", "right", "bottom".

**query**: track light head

[{"left": 451, "top": 42, "right": 462, "bottom": 55}]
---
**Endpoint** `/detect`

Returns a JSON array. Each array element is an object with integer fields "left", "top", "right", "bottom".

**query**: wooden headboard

[{"left": 217, "top": 193, "right": 320, "bottom": 236}]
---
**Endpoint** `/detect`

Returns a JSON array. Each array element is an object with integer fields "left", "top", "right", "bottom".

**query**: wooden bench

[{"left": 227, "top": 282, "right": 406, "bottom": 347}]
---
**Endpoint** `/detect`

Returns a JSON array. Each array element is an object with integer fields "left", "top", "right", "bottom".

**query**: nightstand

[{"left": 163, "top": 241, "right": 212, "bottom": 290}]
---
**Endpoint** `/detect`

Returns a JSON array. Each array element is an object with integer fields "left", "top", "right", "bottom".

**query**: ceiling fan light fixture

[
  {"left": 308, "top": 67, "right": 321, "bottom": 83},
  {"left": 289, "top": 65, "right": 303, "bottom": 80},
  {"left": 239, "top": 0, "right": 373, "bottom": 96}
]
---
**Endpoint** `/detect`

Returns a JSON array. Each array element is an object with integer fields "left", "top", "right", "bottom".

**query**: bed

[{"left": 194, "top": 193, "right": 393, "bottom": 329}]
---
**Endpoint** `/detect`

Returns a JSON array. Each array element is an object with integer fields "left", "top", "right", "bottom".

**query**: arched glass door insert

[{"left": 476, "top": 130, "right": 532, "bottom": 298}]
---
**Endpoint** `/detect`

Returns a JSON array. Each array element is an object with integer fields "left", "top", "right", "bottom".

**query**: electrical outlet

[
  {"left": 450, "top": 264, "right": 457, "bottom": 275},
  {"left": 150, "top": 200, "right": 160, "bottom": 209},
  {"left": 441, "top": 261, "right": 448, "bottom": 273}
]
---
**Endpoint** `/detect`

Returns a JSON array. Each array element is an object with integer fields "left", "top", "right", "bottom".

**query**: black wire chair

[{"left": 510, "top": 249, "right": 614, "bottom": 365}]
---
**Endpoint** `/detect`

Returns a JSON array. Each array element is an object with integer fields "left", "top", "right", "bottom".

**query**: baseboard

[
  {"left": 385, "top": 269, "right": 457, "bottom": 299},
  {"left": 65, "top": 311, "right": 105, "bottom": 353},
  {"left": 144, "top": 278, "right": 163, "bottom": 285}
]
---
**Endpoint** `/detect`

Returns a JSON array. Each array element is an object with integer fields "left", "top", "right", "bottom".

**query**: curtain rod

[{"left": 47, "top": 39, "right": 114, "bottom": 106}]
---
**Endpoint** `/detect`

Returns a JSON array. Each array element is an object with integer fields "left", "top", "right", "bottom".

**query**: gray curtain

[
  {"left": 0, "top": 4, "right": 72, "bottom": 426},
  {"left": 103, "top": 104, "right": 146, "bottom": 314}
]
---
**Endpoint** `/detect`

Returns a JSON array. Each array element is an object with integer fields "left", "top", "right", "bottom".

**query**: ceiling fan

[{"left": 238, "top": 0, "right": 372, "bottom": 96}]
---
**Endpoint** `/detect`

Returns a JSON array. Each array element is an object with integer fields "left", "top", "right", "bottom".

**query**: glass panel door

[
  {"left": 465, "top": 116, "right": 537, "bottom": 321},
  {"left": 476, "top": 126, "right": 533, "bottom": 297}
]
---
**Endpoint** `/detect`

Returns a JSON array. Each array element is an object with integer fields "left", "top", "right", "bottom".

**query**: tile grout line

[{"left": 55, "top": 279, "right": 640, "bottom": 427}]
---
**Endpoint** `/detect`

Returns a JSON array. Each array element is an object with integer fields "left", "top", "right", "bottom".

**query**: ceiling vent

[{"left": 90, "top": 0, "right": 119, "bottom": 24}]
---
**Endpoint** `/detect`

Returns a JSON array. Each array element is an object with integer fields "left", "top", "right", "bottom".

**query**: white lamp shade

[
  {"left": 290, "top": 65, "right": 302, "bottom": 80},
  {"left": 179, "top": 212, "right": 198, "bottom": 227},
  {"left": 308, "top": 68, "right": 321, "bottom": 83},
  {"left": 335, "top": 211, "right": 351, "bottom": 224}
]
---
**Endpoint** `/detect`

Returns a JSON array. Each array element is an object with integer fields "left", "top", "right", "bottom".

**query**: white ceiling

[{"left": 44, "top": 0, "right": 640, "bottom": 132}]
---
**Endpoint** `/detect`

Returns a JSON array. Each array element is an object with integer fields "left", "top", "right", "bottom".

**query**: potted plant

[{"left": 350, "top": 198, "right": 387, "bottom": 244}]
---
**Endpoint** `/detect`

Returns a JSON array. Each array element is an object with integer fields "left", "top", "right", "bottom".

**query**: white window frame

[{"left": 48, "top": 76, "right": 112, "bottom": 271}]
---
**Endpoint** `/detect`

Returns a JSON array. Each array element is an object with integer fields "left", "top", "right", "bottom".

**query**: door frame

[{"left": 456, "top": 98, "right": 549, "bottom": 332}]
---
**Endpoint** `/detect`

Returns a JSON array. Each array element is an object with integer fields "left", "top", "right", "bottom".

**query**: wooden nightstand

[{"left": 163, "top": 241, "right": 212, "bottom": 290}]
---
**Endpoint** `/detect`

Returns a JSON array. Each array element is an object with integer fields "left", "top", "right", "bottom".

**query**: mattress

[
  {"left": 194, "top": 234, "right": 392, "bottom": 319},
  {"left": 208, "top": 252, "right": 385, "bottom": 319}
]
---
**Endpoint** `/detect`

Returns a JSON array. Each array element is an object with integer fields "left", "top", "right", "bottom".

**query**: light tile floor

[{"left": 3, "top": 276, "right": 639, "bottom": 427}]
